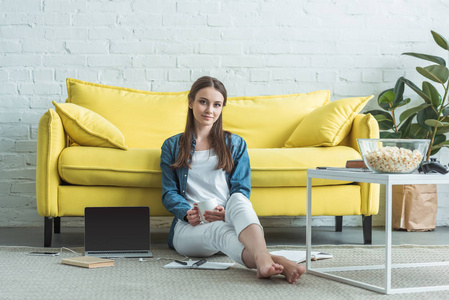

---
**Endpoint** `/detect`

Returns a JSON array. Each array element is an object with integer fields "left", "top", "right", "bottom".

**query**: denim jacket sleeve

[
  {"left": 160, "top": 135, "right": 191, "bottom": 221},
  {"left": 227, "top": 134, "right": 251, "bottom": 199}
]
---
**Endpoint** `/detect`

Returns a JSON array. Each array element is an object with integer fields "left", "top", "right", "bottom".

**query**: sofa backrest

[
  {"left": 224, "top": 91, "right": 330, "bottom": 148},
  {"left": 66, "top": 79, "right": 330, "bottom": 149}
]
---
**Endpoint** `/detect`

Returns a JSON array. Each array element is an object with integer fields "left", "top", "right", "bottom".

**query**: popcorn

[{"left": 364, "top": 146, "right": 423, "bottom": 173}]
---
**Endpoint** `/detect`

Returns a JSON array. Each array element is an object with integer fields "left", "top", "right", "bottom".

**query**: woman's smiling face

[{"left": 189, "top": 87, "right": 224, "bottom": 129}]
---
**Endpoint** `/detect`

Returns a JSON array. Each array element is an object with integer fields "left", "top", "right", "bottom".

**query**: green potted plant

[
  {"left": 366, "top": 30, "right": 449, "bottom": 232},
  {"left": 367, "top": 30, "right": 449, "bottom": 161}
]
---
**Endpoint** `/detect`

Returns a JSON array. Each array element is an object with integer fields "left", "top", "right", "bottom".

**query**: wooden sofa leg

[
  {"left": 44, "top": 217, "right": 53, "bottom": 247},
  {"left": 363, "top": 215, "right": 372, "bottom": 245},
  {"left": 335, "top": 216, "right": 343, "bottom": 232},
  {"left": 54, "top": 217, "right": 61, "bottom": 234}
]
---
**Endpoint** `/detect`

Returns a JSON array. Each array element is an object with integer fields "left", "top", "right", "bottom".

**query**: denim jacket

[{"left": 160, "top": 133, "right": 251, "bottom": 248}]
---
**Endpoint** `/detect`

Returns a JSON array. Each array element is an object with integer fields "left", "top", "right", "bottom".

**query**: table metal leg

[
  {"left": 385, "top": 183, "right": 393, "bottom": 293},
  {"left": 306, "top": 176, "right": 312, "bottom": 270}
]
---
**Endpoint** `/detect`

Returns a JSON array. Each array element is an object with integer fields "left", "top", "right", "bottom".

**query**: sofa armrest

[
  {"left": 339, "top": 113, "right": 380, "bottom": 216},
  {"left": 339, "top": 113, "right": 379, "bottom": 153},
  {"left": 36, "top": 109, "right": 67, "bottom": 217}
]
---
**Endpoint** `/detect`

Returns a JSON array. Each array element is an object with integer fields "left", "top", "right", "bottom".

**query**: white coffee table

[{"left": 306, "top": 169, "right": 449, "bottom": 294}]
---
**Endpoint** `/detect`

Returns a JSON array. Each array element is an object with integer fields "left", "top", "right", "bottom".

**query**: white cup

[{"left": 196, "top": 198, "right": 218, "bottom": 224}]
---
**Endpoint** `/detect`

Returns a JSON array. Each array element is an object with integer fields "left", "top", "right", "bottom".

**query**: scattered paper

[{"left": 163, "top": 259, "right": 234, "bottom": 270}]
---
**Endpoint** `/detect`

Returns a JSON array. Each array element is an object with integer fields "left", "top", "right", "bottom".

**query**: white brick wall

[{"left": 1, "top": 0, "right": 449, "bottom": 227}]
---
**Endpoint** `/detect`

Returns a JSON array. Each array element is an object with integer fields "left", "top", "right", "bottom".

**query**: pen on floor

[
  {"left": 192, "top": 258, "right": 207, "bottom": 267},
  {"left": 174, "top": 260, "right": 187, "bottom": 265}
]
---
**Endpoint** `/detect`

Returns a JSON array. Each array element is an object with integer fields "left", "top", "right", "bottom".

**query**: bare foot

[
  {"left": 271, "top": 255, "right": 306, "bottom": 284},
  {"left": 256, "top": 263, "right": 284, "bottom": 279},
  {"left": 255, "top": 253, "right": 284, "bottom": 279}
]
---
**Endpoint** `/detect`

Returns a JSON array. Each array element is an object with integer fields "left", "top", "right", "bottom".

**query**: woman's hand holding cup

[
  {"left": 203, "top": 205, "right": 225, "bottom": 223},
  {"left": 186, "top": 206, "right": 201, "bottom": 226},
  {"left": 196, "top": 198, "right": 225, "bottom": 223}
]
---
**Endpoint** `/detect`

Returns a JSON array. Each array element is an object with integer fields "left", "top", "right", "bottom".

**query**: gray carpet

[{"left": 1, "top": 245, "right": 449, "bottom": 299}]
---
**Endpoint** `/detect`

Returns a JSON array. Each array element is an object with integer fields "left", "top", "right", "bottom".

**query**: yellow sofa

[{"left": 36, "top": 78, "right": 380, "bottom": 247}]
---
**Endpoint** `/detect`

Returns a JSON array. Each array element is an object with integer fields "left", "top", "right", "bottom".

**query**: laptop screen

[{"left": 84, "top": 207, "right": 150, "bottom": 252}]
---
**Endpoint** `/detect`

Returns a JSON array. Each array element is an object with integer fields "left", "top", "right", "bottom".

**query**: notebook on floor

[{"left": 84, "top": 207, "right": 153, "bottom": 258}]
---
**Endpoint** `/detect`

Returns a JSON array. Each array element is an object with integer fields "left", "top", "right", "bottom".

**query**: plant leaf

[
  {"left": 417, "top": 65, "right": 449, "bottom": 84},
  {"left": 417, "top": 106, "right": 439, "bottom": 132},
  {"left": 436, "top": 123, "right": 449, "bottom": 134},
  {"left": 432, "top": 140, "right": 449, "bottom": 149},
  {"left": 373, "top": 115, "right": 390, "bottom": 121},
  {"left": 430, "top": 148, "right": 441, "bottom": 156},
  {"left": 431, "top": 134, "right": 447, "bottom": 154},
  {"left": 434, "top": 134, "right": 447, "bottom": 144},
  {"left": 377, "top": 89, "right": 395, "bottom": 111},
  {"left": 399, "top": 77, "right": 431, "bottom": 103},
  {"left": 393, "top": 78, "right": 405, "bottom": 105},
  {"left": 443, "top": 107, "right": 449, "bottom": 116},
  {"left": 424, "top": 119, "right": 446, "bottom": 127},
  {"left": 367, "top": 110, "right": 395, "bottom": 131},
  {"left": 394, "top": 98, "right": 411, "bottom": 108},
  {"left": 366, "top": 109, "right": 392, "bottom": 117},
  {"left": 429, "top": 134, "right": 446, "bottom": 156},
  {"left": 408, "top": 123, "right": 428, "bottom": 139},
  {"left": 402, "top": 52, "right": 446, "bottom": 66},
  {"left": 398, "top": 114, "right": 414, "bottom": 138},
  {"left": 373, "top": 114, "right": 395, "bottom": 130},
  {"left": 422, "top": 81, "right": 442, "bottom": 107},
  {"left": 380, "top": 131, "right": 402, "bottom": 139},
  {"left": 399, "top": 104, "right": 430, "bottom": 123},
  {"left": 431, "top": 30, "right": 449, "bottom": 50}
]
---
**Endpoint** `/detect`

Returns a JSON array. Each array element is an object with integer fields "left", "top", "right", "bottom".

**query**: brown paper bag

[{"left": 392, "top": 184, "right": 438, "bottom": 231}]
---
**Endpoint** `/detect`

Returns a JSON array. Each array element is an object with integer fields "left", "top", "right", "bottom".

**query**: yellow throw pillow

[
  {"left": 66, "top": 78, "right": 189, "bottom": 149},
  {"left": 52, "top": 101, "right": 128, "bottom": 150},
  {"left": 224, "top": 90, "right": 330, "bottom": 148},
  {"left": 285, "top": 96, "right": 373, "bottom": 147}
]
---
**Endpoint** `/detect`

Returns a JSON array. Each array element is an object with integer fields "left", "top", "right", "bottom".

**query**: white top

[{"left": 185, "top": 149, "right": 230, "bottom": 208}]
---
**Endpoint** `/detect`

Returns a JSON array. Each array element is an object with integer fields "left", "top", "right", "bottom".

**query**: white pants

[{"left": 173, "top": 193, "right": 261, "bottom": 266}]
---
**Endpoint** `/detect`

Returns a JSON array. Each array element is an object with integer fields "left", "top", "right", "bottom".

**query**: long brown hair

[{"left": 170, "top": 76, "right": 234, "bottom": 173}]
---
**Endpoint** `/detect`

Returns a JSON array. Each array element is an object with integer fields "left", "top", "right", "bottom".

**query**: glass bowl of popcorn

[{"left": 357, "top": 139, "right": 430, "bottom": 174}]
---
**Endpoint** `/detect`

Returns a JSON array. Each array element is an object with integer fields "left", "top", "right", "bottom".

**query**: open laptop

[{"left": 84, "top": 207, "right": 153, "bottom": 258}]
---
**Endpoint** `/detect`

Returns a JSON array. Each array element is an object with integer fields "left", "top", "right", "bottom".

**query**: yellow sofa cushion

[
  {"left": 66, "top": 78, "right": 189, "bottom": 149},
  {"left": 249, "top": 146, "right": 361, "bottom": 187},
  {"left": 224, "top": 90, "right": 330, "bottom": 148},
  {"left": 58, "top": 145, "right": 360, "bottom": 188},
  {"left": 59, "top": 147, "right": 162, "bottom": 188},
  {"left": 285, "top": 96, "right": 373, "bottom": 147},
  {"left": 53, "top": 101, "right": 128, "bottom": 150}
]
